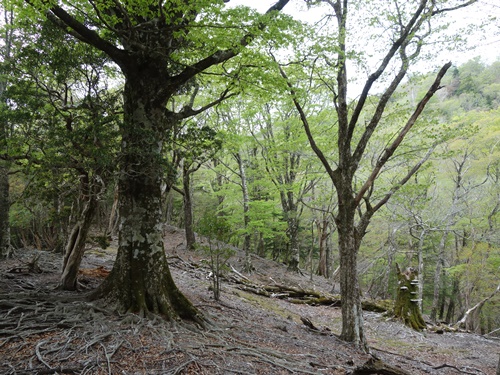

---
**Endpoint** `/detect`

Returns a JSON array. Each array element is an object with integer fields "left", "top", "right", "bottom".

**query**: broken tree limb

[
  {"left": 454, "top": 283, "right": 500, "bottom": 331},
  {"left": 300, "top": 316, "right": 319, "bottom": 331}
]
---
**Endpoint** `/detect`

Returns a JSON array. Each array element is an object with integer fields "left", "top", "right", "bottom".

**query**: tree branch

[
  {"left": 432, "top": 0, "right": 478, "bottom": 15},
  {"left": 177, "top": 89, "right": 237, "bottom": 120},
  {"left": 346, "top": 0, "right": 429, "bottom": 142},
  {"left": 45, "top": 5, "right": 127, "bottom": 67},
  {"left": 370, "top": 144, "right": 436, "bottom": 215},
  {"left": 169, "top": 0, "right": 290, "bottom": 88},
  {"left": 275, "top": 60, "right": 337, "bottom": 184},
  {"left": 353, "top": 61, "right": 451, "bottom": 207}
]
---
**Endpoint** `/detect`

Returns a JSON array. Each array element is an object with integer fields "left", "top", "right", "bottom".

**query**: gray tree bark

[
  {"left": 92, "top": 86, "right": 201, "bottom": 319},
  {"left": 60, "top": 193, "right": 97, "bottom": 290},
  {"left": 235, "top": 152, "right": 252, "bottom": 272}
]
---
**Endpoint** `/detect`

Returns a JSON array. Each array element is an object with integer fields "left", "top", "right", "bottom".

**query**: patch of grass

[{"left": 234, "top": 290, "right": 299, "bottom": 322}]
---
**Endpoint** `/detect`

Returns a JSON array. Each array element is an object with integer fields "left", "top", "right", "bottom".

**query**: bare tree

[{"left": 280, "top": 0, "right": 478, "bottom": 351}]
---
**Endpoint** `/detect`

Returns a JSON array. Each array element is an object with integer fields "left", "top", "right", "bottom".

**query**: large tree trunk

[
  {"left": 60, "top": 195, "right": 97, "bottom": 290},
  {"left": 0, "top": 164, "right": 10, "bottom": 258},
  {"left": 91, "top": 77, "right": 200, "bottom": 322}
]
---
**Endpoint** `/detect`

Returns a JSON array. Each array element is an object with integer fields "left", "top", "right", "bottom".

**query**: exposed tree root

[
  {"left": 432, "top": 363, "right": 487, "bottom": 374},
  {"left": 352, "top": 357, "right": 412, "bottom": 375},
  {"left": 0, "top": 290, "right": 348, "bottom": 375}
]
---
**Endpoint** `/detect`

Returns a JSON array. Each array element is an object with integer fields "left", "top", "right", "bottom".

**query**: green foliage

[
  {"left": 2, "top": 18, "right": 120, "bottom": 249},
  {"left": 196, "top": 208, "right": 235, "bottom": 301}
]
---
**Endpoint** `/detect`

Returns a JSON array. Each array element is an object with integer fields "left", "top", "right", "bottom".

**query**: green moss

[{"left": 235, "top": 290, "right": 298, "bottom": 321}]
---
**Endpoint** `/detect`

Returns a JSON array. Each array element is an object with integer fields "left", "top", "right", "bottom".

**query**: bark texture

[
  {"left": 91, "top": 77, "right": 201, "bottom": 322},
  {"left": 60, "top": 196, "right": 97, "bottom": 290},
  {"left": 336, "top": 198, "right": 369, "bottom": 351},
  {"left": 182, "top": 165, "right": 196, "bottom": 251},
  {"left": 0, "top": 164, "right": 10, "bottom": 258}
]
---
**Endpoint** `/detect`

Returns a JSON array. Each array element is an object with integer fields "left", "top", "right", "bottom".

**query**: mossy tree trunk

[
  {"left": 394, "top": 264, "right": 426, "bottom": 330},
  {"left": 91, "top": 72, "right": 201, "bottom": 322}
]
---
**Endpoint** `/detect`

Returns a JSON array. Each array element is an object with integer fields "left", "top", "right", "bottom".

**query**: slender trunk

[
  {"left": 60, "top": 195, "right": 97, "bottom": 290},
  {"left": 417, "top": 229, "right": 426, "bottom": 311},
  {"left": 255, "top": 232, "right": 265, "bottom": 257},
  {"left": 430, "top": 228, "right": 450, "bottom": 321},
  {"left": 0, "top": 7, "right": 12, "bottom": 259},
  {"left": 317, "top": 216, "right": 330, "bottom": 277},
  {"left": 183, "top": 165, "right": 196, "bottom": 250},
  {"left": 91, "top": 78, "right": 200, "bottom": 322},
  {"left": 236, "top": 152, "right": 252, "bottom": 272},
  {"left": 445, "top": 277, "right": 459, "bottom": 323},
  {"left": 0, "top": 164, "right": 10, "bottom": 258},
  {"left": 336, "top": 201, "right": 368, "bottom": 351},
  {"left": 107, "top": 184, "right": 119, "bottom": 237},
  {"left": 287, "top": 214, "right": 300, "bottom": 271},
  {"left": 381, "top": 225, "right": 398, "bottom": 299}
]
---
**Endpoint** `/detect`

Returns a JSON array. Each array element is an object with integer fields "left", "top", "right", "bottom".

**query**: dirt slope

[{"left": 0, "top": 226, "right": 498, "bottom": 374}]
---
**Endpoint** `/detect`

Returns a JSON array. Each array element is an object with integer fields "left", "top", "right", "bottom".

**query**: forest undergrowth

[{"left": 0, "top": 226, "right": 498, "bottom": 375}]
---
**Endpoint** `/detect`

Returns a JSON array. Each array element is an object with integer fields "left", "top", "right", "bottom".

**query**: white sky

[{"left": 227, "top": 0, "right": 500, "bottom": 68}]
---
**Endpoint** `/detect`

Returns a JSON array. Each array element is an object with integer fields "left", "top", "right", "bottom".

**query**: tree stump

[{"left": 393, "top": 264, "right": 426, "bottom": 330}]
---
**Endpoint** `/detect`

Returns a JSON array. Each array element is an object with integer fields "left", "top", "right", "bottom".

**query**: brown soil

[{"left": 0, "top": 225, "right": 498, "bottom": 374}]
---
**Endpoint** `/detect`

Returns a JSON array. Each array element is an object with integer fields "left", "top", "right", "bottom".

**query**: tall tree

[
  {"left": 278, "top": 0, "right": 479, "bottom": 351},
  {"left": 0, "top": 1, "right": 15, "bottom": 258},
  {"left": 17, "top": 0, "right": 290, "bottom": 318},
  {"left": 252, "top": 104, "right": 315, "bottom": 271}
]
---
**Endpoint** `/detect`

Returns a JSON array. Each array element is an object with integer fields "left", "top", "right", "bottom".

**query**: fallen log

[{"left": 233, "top": 277, "right": 389, "bottom": 312}]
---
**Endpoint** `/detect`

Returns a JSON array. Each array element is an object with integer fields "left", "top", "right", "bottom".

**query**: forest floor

[{"left": 0, "top": 225, "right": 499, "bottom": 375}]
